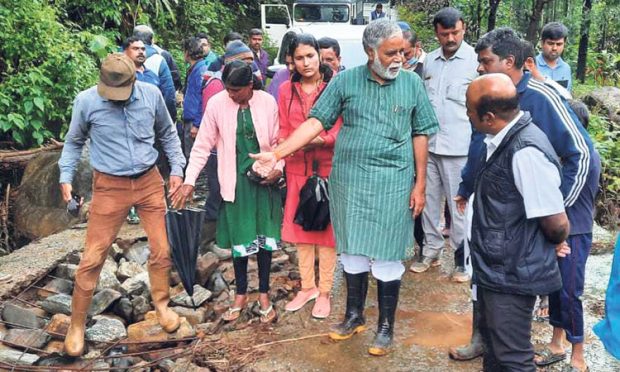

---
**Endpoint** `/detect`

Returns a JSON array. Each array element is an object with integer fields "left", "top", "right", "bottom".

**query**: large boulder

[
  {"left": 582, "top": 86, "right": 620, "bottom": 124},
  {"left": 13, "top": 144, "right": 92, "bottom": 240}
]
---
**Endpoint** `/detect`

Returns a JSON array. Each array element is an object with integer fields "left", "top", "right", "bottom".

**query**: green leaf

[
  {"left": 12, "top": 130, "right": 24, "bottom": 144},
  {"left": 24, "top": 100, "right": 33, "bottom": 114},
  {"left": 33, "top": 97, "right": 45, "bottom": 111},
  {"left": 31, "top": 119, "right": 43, "bottom": 130}
]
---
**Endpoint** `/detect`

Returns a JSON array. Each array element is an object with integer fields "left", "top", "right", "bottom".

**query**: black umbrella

[
  {"left": 165, "top": 206, "right": 206, "bottom": 309},
  {"left": 294, "top": 160, "right": 331, "bottom": 232}
]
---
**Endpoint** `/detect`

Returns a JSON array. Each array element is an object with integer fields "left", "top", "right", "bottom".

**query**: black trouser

[
  {"left": 233, "top": 249, "right": 272, "bottom": 295},
  {"left": 454, "top": 241, "right": 465, "bottom": 267},
  {"left": 478, "top": 287, "right": 537, "bottom": 372},
  {"left": 414, "top": 214, "right": 425, "bottom": 257}
]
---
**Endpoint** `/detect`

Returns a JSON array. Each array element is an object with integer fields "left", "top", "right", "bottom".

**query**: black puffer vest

[{"left": 471, "top": 113, "right": 563, "bottom": 296}]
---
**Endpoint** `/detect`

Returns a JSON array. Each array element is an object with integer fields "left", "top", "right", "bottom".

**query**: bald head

[{"left": 466, "top": 73, "right": 520, "bottom": 134}]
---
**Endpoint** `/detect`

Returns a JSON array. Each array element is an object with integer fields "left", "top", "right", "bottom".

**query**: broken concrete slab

[{"left": 1, "top": 303, "right": 45, "bottom": 329}]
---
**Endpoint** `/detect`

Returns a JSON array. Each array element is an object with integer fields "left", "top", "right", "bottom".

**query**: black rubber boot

[
  {"left": 368, "top": 279, "right": 400, "bottom": 356},
  {"left": 448, "top": 299, "right": 484, "bottom": 360},
  {"left": 329, "top": 271, "right": 368, "bottom": 341}
]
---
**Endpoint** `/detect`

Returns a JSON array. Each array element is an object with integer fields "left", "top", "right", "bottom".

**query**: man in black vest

[{"left": 465, "top": 74, "right": 570, "bottom": 371}]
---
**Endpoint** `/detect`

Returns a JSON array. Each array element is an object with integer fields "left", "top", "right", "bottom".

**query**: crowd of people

[{"left": 56, "top": 6, "right": 602, "bottom": 371}]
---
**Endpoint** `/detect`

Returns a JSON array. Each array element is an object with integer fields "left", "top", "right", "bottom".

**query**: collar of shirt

[
  {"left": 484, "top": 111, "right": 524, "bottom": 160},
  {"left": 436, "top": 41, "right": 470, "bottom": 61},
  {"left": 536, "top": 53, "right": 566, "bottom": 69},
  {"left": 516, "top": 72, "right": 532, "bottom": 94}
]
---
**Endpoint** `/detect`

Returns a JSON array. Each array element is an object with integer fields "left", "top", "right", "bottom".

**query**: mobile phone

[{"left": 67, "top": 193, "right": 81, "bottom": 217}]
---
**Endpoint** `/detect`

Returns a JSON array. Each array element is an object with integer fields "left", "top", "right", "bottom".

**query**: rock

[
  {"left": 37, "top": 278, "right": 74, "bottom": 299},
  {"left": 195, "top": 322, "right": 217, "bottom": 335},
  {"left": 113, "top": 297, "right": 134, "bottom": 322},
  {"left": 1, "top": 303, "right": 45, "bottom": 329},
  {"left": 198, "top": 221, "right": 217, "bottom": 255},
  {"left": 272, "top": 253, "right": 289, "bottom": 264},
  {"left": 109, "top": 243, "right": 124, "bottom": 261},
  {"left": 131, "top": 296, "right": 151, "bottom": 322},
  {"left": 196, "top": 252, "right": 219, "bottom": 286},
  {"left": 118, "top": 261, "right": 145, "bottom": 281},
  {"left": 222, "top": 268, "right": 235, "bottom": 283},
  {"left": 127, "top": 314, "right": 195, "bottom": 345},
  {"left": 45, "top": 314, "right": 71, "bottom": 339},
  {"left": 170, "top": 270, "right": 182, "bottom": 286},
  {"left": 123, "top": 241, "right": 150, "bottom": 265},
  {"left": 103, "top": 258, "right": 118, "bottom": 274},
  {"left": 54, "top": 263, "right": 78, "bottom": 280},
  {"left": 121, "top": 272, "right": 150, "bottom": 296},
  {"left": 158, "top": 359, "right": 176, "bottom": 372},
  {"left": 86, "top": 315, "right": 127, "bottom": 343},
  {"left": 12, "top": 148, "right": 92, "bottom": 240},
  {"left": 207, "top": 271, "right": 228, "bottom": 296},
  {"left": 40, "top": 293, "right": 72, "bottom": 315},
  {"left": 0, "top": 348, "right": 39, "bottom": 366},
  {"left": 208, "top": 242, "right": 232, "bottom": 260},
  {"left": 0, "top": 323, "right": 7, "bottom": 339},
  {"left": 170, "top": 285, "right": 212, "bottom": 307},
  {"left": 289, "top": 271, "right": 301, "bottom": 281},
  {"left": 3, "top": 328, "right": 50, "bottom": 349},
  {"left": 170, "top": 307, "right": 206, "bottom": 325},
  {"left": 583, "top": 86, "right": 620, "bottom": 124},
  {"left": 44, "top": 340, "right": 65, "bottom": 354},
  {"left": 95, "top": 267, "right": 122, "bottom": 293},
  {"left": 89, "top": 289, "right": 122, "bottom": 316}
]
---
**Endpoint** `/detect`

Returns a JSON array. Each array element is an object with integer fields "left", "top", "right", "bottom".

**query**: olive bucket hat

[{"left": 97, "top": 53, "right": 136, "bottom": 101}]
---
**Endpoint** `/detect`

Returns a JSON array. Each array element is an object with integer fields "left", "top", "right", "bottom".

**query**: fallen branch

[
  {"left": 0, "top": 141, "right": 64, "bottom": 170},
  {"left": 252, "top": 333, "right": 329, "bottom": 349}
]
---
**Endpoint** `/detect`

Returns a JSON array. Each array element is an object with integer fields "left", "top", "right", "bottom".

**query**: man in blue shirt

[
  {"left": 536, "top": 22, "right": 572, "bottom": 91},
  {"left": 451, "top": 28, "right": 599, "bottom": 372},
  {"left": 59, "top": 53, "right": 185, "bottom": 357},
  {"left": 181, "top": 37, "right": 208, "bottom": 157}
]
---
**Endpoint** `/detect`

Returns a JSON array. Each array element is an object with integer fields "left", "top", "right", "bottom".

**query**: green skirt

[{"left": 215, "top": 175, "right": 283, "bottom": 258}]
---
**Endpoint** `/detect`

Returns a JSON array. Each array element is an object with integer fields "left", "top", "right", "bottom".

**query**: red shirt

[{"left": 278, "top": 80, "right": 342, "bottom": 177}]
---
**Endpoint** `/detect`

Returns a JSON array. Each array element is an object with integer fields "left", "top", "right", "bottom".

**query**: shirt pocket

[
  {"left": 482, "top": 228, "right": 506, "bottom": 267},
  {"left": 445, "top": 79, "right": 470, "bottom": 106}
]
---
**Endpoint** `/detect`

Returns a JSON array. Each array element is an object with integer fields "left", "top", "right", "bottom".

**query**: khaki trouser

[
  {"left": 296, "top": 244, "right": 337, "bottom": 294},
  {"left": 74, "top": 167, "right": 172, "bottom": 292}
]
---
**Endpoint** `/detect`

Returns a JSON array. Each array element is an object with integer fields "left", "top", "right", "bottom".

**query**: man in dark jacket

[
  {"left": 133, "top": 25, "right": 182, "bottom": 91},
  {"left": 466, "top": 73, "right": 569, "bottom": 371}
]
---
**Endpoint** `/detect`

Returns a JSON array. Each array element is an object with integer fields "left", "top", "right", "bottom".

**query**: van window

[
  {"left": 265, "top": 5, "right": 290, "bottom": 25},
  {"left": 294, "top": 5, "right": 349, "bottom": 23}
]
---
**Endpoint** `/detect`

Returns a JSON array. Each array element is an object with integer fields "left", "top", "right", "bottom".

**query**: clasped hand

[{"left": 249, "top": 152, "right": 278, "bottom": 177}]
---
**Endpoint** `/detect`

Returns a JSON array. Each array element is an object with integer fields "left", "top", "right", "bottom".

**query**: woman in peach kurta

[{"left": 279, "top": 34, "right": 342, "bottom": 318}]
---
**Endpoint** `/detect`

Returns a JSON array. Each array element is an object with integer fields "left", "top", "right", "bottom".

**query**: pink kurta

[{"left": 278, "top": 80, "right": 342, "bottom": 247}]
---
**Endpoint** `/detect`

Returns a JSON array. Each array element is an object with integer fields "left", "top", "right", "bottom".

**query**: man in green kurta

[{"left": 251, "top": 19, "right": 438, "bottom": 356}]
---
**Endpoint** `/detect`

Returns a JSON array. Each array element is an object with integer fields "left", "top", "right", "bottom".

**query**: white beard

[{"left": 371, "top": 58, "right": 402, "bottom": 80}]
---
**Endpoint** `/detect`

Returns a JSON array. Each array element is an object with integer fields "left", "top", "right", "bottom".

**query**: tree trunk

[
  {"left": 576, "top": 0, "right": 592, "bottom": 82},
  {"left": 526, "top": 0, "right": 552, "bottom": 43},
  {"left": 487, "top": 0, "right": 501, "bottom": 32},
  {"left": 476, "top": 0, "right": 483, "bottom": 38}
]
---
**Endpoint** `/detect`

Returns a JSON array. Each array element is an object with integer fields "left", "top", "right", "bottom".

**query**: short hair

[
  {"left": 362, "top": 19, "right": 402, "bottom": 51},
  {"left": 407, "top": 30, "right": 418, "bottom": 46},
  {"left": 433, "top": 7, "right": 464, "bottom": 30},
  {"left": 477, "top": 94, "right": 520, "bottom": 121},
  {"left": 541, "top": 22, "right": 569, "bottom": 41},
  {"left": 133, "top": 25, "right": 154, "bottom": 45},
  {"left": 521, "top": 40, "right": 536, "bottom": 60},
  {"left": 249, "top": 28, "right": 263, "bottom": 37},
  {"left": 195, "top": 32, "right": 209, "bottom": 42},
  {"left": 376, "top": 3, "right": 383, "bottom": 8},
  {"left": 475, "top": 27, "right": 526, "bottom": 69},
  {"left": 318, "top": 37, "right": 341, "bottom": 57},
  {"left": 224, "top": 32, "right": 243, "bottom": 46},
  {"left": 122, "top": 36, "right": 143, "bottom": 50},
  {"left": 568, "top": 99, "right": 590, "bottom": 129},
  {"left": 183, "top": 37, "right": 206, "bottom": 60}
]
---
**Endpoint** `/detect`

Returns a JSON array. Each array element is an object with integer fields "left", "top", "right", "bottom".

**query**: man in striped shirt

[{"left": 452, "top": 28, "right": 597, "bottom": 372}]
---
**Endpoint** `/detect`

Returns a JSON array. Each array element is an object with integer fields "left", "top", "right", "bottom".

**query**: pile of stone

[{"left": 0, "top": 238, "right": 300, "bottom": 369}]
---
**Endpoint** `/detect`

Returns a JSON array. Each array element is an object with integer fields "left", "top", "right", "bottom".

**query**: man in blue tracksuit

[{"left": 450, "top": 28, "right": 600, "bottom": 372}]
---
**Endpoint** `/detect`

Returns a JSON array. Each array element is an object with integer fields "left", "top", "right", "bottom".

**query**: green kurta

[
  {"left": 215, "top": 108, "right": 282, "bottom": 258},
  {"left": 309, "top": 66, "right": 439, "bottom": 261}
]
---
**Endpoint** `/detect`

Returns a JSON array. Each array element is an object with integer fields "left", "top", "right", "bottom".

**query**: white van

[{"left": 261, "top": 1, "right": 398, "bottom": 74}]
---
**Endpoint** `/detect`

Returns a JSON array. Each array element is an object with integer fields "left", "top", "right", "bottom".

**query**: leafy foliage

[{"left": 0, "top": 0, "right": 98, "bottom": 146}]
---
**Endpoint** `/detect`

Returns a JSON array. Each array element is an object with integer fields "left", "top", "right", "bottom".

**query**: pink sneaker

[
  {"left": 285, "top": 288, "right": 320, "bottom": 312},
  {"left": 311, "top": 295, "right": 331, "bottom": 319}
]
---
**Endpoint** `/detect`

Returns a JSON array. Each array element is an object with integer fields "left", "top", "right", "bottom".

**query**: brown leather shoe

[
  {"left": 149, "top": 268, "right": 181, "bottom": 333},
  {"left": 64, "top": 283, "right": 93, "bottom": 357}
]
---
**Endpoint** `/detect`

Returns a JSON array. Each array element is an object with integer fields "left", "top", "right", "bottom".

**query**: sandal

[
  {"left": 534, "top": 347, "right": 567, "bottom": 367},
  {"left": 222, "top": 296, "right": 248, "bottom": 322},
  {"left": 258, "top": 303, "right": 278, "bottom": 324}
]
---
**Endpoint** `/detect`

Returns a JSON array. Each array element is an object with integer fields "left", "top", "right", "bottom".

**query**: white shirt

[{"left": 483, "top": 111, "right": 565, "bottom": 219}]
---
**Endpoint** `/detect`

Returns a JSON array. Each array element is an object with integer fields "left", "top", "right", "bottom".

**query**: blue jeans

[{"left": 549, "top": 233, "right": 592, "bottom": 344}]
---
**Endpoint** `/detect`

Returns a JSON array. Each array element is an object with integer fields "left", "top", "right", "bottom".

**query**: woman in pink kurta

[{"left": 279, "top": 34, "right": 342, "bottom": 318}]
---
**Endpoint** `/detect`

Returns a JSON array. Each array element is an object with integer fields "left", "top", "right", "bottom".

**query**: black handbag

[{"left": 294, "top": 159, "right": 330, "bottom": 231}]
